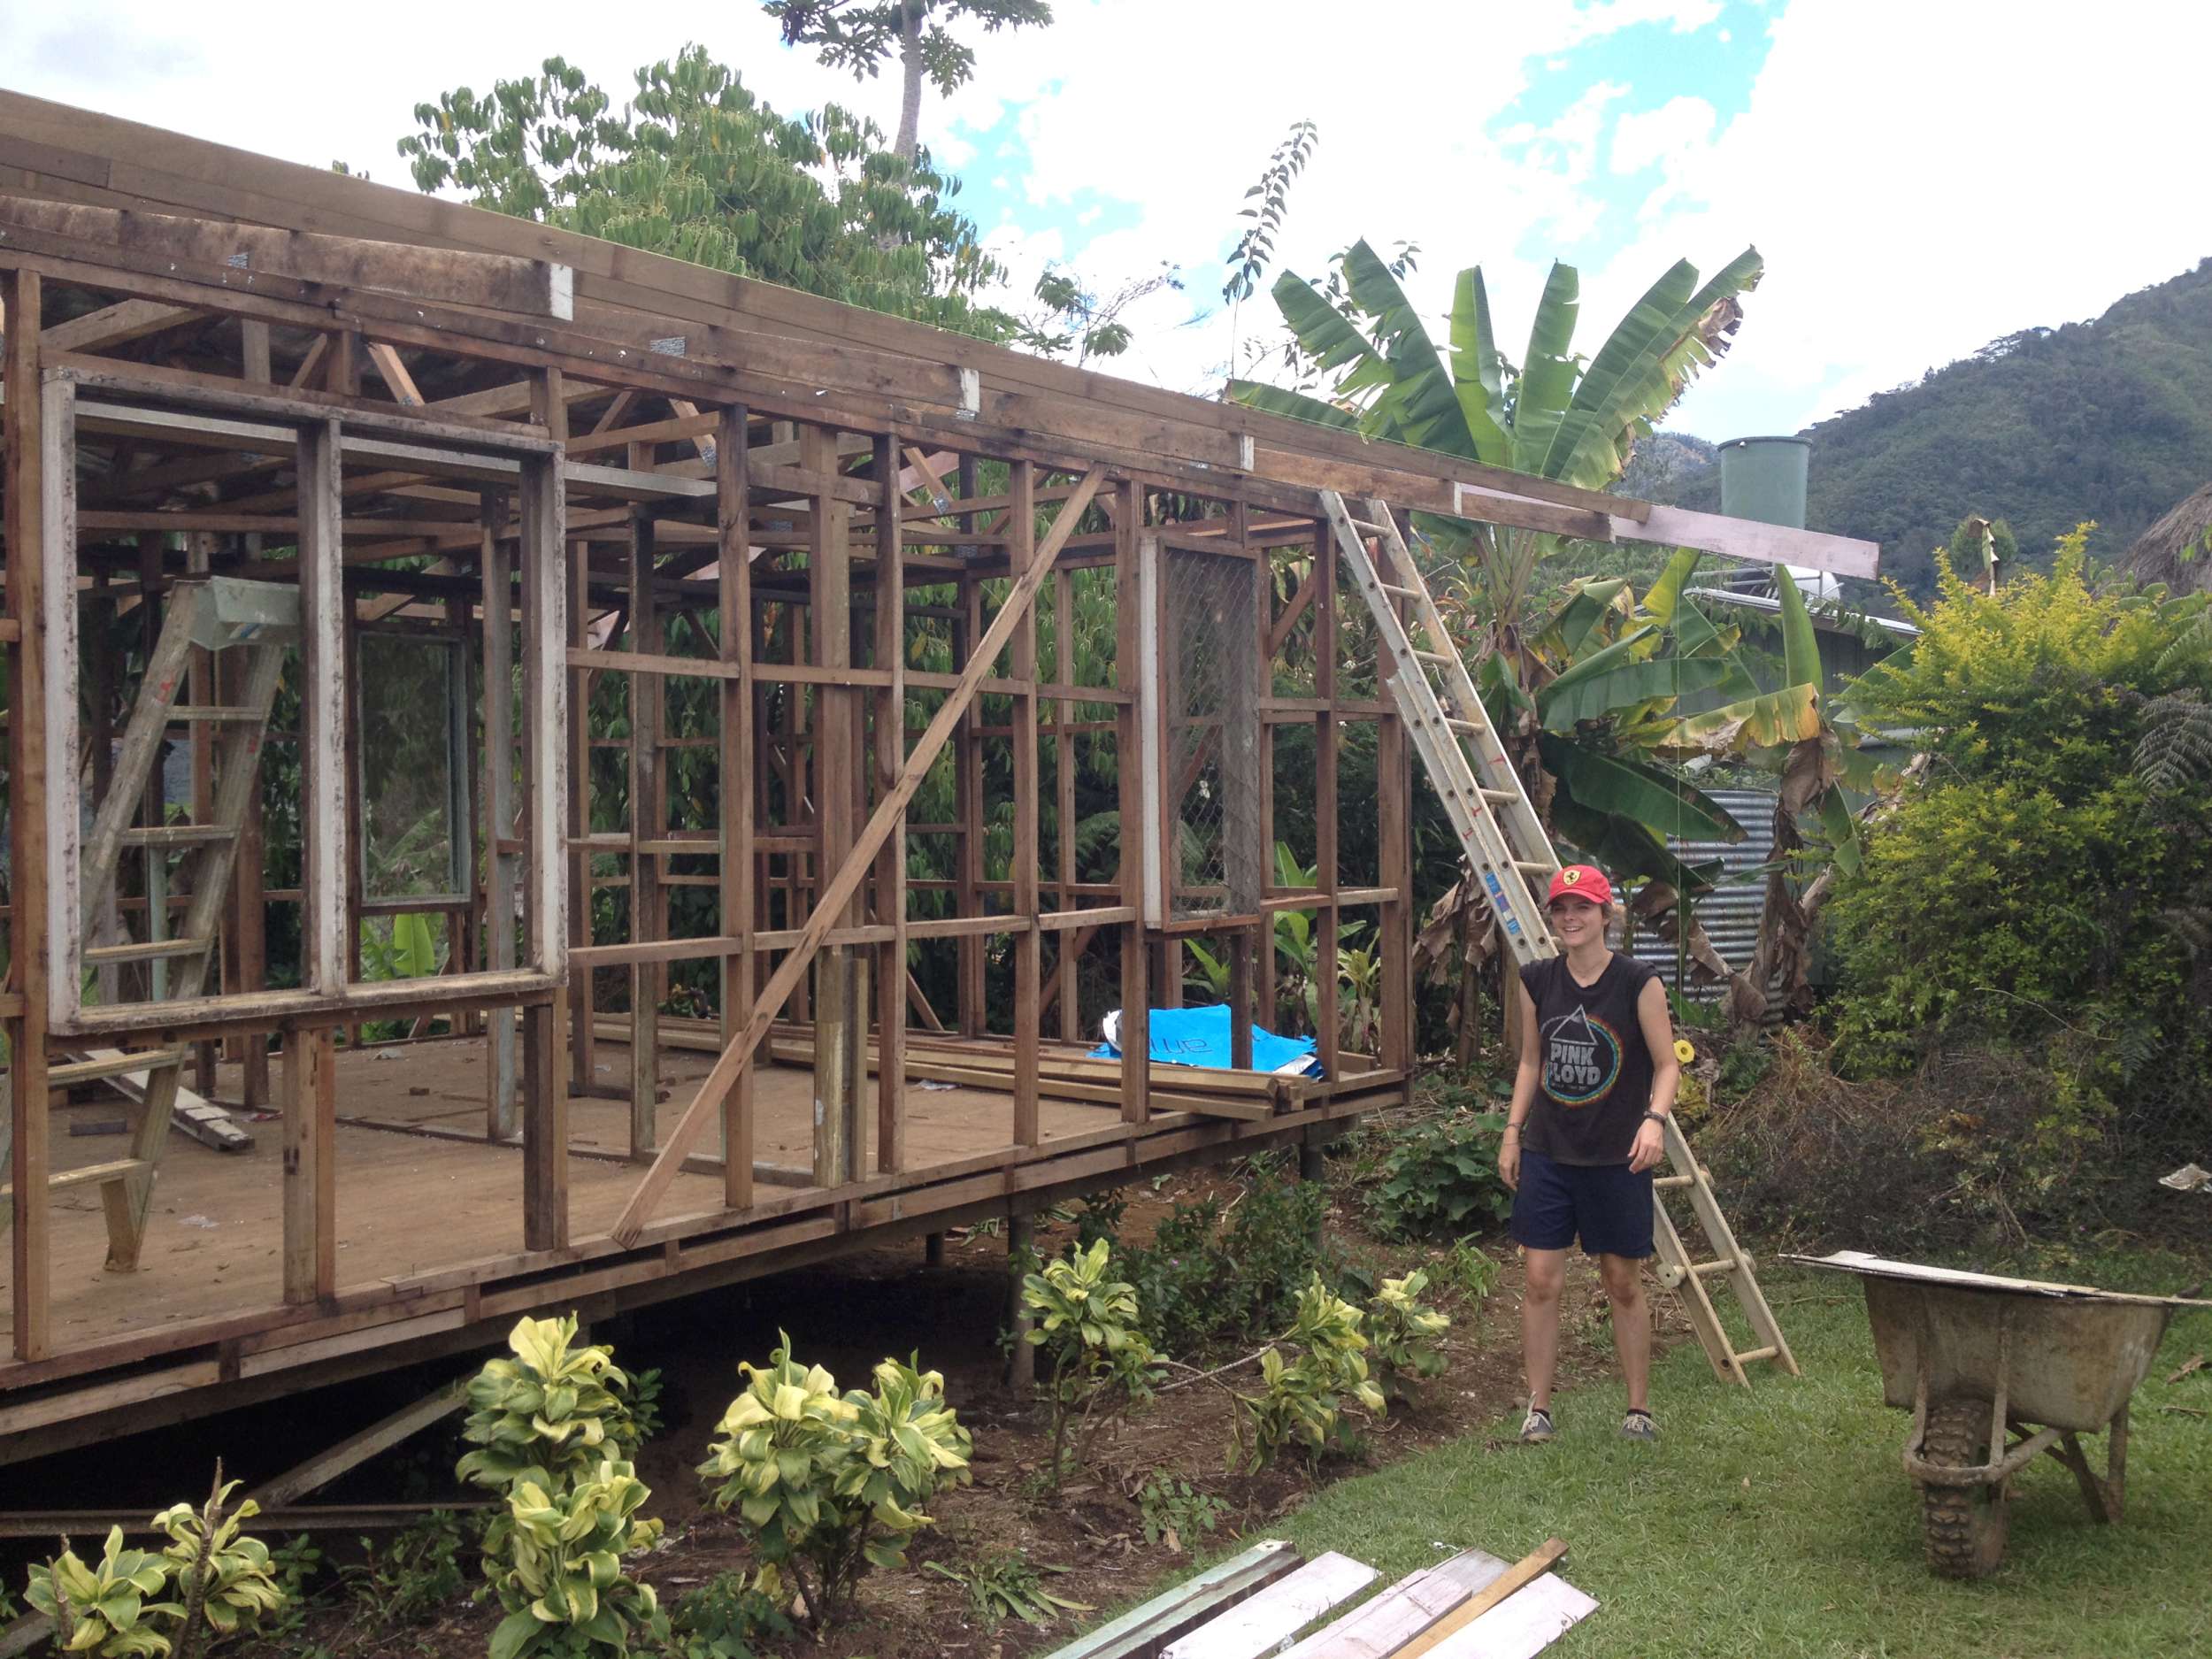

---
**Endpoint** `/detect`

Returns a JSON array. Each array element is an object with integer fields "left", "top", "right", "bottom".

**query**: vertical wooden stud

[
  {"left": 481, "top": 490, "right": 518, "bottom": 1138},
  {"left": 297, "top": 418, "right": 347, "bottom": 998},
  {"left": 1115, "top": 482, "right": 1150, "bottom": 1125},
  {"left": 4, "top": 268, "right": 53, "bottom": 1358},
  {"left": 1009, "top": 461, "right": 1041, "bottom": 1146},
  {"left": 718, "top": 405, "right": 756, "bottom": 1208},
  {"left": 872, "top": 432, "right": 908, "bottom": 1172},
  {"left": 627, "top": 509, "right": 662, "bottom": 1154},
  {"left": 1314, "top": 527, "right": 1342, "bottom": 1081}
]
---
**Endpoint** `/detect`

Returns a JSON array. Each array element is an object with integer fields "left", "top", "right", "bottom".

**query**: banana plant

[{"left": 1233, "top": 239, "right": 1762, "bottom": 669}]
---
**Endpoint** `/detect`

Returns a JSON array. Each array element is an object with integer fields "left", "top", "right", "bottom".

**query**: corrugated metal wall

[{"left": 1628, "top": 787, "right": 1777, "bottom": 999}]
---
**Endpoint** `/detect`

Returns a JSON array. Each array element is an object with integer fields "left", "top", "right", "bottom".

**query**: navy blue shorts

[{"left": 1509, "top": 1148, "right": 1655, "bottom": 1258}]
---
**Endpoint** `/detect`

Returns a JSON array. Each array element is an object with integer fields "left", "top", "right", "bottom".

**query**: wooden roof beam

[{"left": 0, "top": 196, "right": 573, "bottom": 319}]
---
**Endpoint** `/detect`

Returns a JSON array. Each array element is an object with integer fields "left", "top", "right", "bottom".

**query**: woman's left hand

[{"left": 1629, "top": 1118, "right": 1666, "bottom": 1173}]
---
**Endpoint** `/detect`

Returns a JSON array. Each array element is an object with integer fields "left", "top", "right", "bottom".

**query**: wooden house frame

[{"left": 0, "top": 89, "right": 1876, "bottom": 1460}]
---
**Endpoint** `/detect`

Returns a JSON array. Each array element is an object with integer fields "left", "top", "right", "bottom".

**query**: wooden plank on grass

[
  {"left": 1162, "top": 1552, "right": 1379, "bottom": 1659},
  {"left": 1041, "top": 1540, "right": 1302, "bottom": 1659},
  {"left": 1275, "top": 1550, "right": 1508, "bottom": 1659},
  {"left": 1418, "top": 1575, "right": 1596, "bottom": 1659},
  {"left": 1387, "top": 1540, "right": 1569, "bottom": 1659}
]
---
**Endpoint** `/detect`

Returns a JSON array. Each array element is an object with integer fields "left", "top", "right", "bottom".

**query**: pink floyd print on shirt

[{"left": 1540, "top": 1004, "right": 1624, "bottom": 1107}]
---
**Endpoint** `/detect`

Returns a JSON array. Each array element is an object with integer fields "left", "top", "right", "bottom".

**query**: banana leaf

[
  {"left": 1541, "top": 247, "right": 1763, "bottom": 488},
  {"left": 1540, "top": 655, "right": 1735, "bottom": 730},
  {"left": 1512, "top": 261, "right": 1581, "bottom": 473},
  {"left": 1342, "top": 240, "right": 1472, "bottom": 457},
  {"left": 1818, "top": 785, "right": 1863, "bottom": 876},
  {"left": 1227, "top": 378, "right": 1360, "bottom": 433},
  {"left": 1266, "top": 268, "right": 1391, "bottom": 392},
  {"left": 1540, "top": 733, "right": 1746, "bottom": 842},
  {"left": 1550, "top": 792, "right": 1724, "bottom": 896},
  {"left": 1773, "top": 563, "right": 1822, "bottom": 689},
  {"left": 1447, "top": 265, "right": 1510, "bottom": 466},
  {"left": 1544, "top": 579, "right": 1633, "bottom": 656},
  {"left": 1663, "top": 680, "right": 1823, "bottom": 756},
  {"left": 1534, "top": 623, "right": 1658, "bottom": 713}
]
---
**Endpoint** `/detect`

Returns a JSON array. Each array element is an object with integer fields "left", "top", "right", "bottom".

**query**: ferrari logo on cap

[{"left": 1562, "top": 868, "right": 1582, "bottom": 884}]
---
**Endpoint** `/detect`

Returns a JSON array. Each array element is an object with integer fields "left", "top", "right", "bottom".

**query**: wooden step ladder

[
  {"left": 68, "top": 578, "right": 292, "bottom": 1266},
  {"left": 1318, "top": 489, "right": 1797, "bottom": 1386}
]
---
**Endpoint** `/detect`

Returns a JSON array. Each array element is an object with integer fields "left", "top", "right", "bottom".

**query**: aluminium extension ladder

[{"left": 1318, "top": 489, "right": 1798, "bottom": 1386}]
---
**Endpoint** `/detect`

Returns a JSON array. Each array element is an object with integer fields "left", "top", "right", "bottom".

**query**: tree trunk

[{"left": 895, "top": 3, "right": 925, "bottom": 165}]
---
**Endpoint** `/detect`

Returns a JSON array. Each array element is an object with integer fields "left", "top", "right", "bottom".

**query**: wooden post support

[
  {"left": 521, "top": 1000, "right": 566, "bottom": 1251},
  {"left": 565, "top": 529, "right": 595, "bottom": 1093},
  {"left": 280, "top": 1025, "right": 336, "bottom": 1303},
  {"left": 924, "top": 1231, "right": 946, "bottom": 1269},
  {"left": 718, "top": 404, "right": 756, "bottom": 1209},
  {"left": 1006, "top": 1210, "right": 1036, "bottom": 1393},
  {"left": 4, "top": 267, "right": 55, "bottom": 1360},
  {"left": 1053, "top": 565, "right": 1080, "bottom": 1040}
]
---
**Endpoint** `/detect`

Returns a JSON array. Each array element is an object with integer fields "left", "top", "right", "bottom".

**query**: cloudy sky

[{"left": 6, "top": 0, "right": 2208, "bottom": 438}]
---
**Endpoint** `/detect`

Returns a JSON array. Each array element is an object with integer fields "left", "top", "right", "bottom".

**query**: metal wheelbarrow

[{"left": 1789, "top": 1251, "right": 2210, "bottom": 1578}]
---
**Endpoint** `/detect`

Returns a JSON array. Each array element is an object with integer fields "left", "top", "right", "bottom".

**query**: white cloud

[
  {"left": 1621, "top": 0, "right": 2212, "bottom": 438},
  {"left": 1611, "top": 96, "right": 1716, "bottom": 176}
]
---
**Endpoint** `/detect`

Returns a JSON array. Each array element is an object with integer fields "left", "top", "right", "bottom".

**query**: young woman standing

[{"left": 1497, "top": 864, "right": 1681, "bottom": 1443}]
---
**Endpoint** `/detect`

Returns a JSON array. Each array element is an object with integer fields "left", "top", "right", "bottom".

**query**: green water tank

[{"left": 1717, "top": 435, "right": 1810, "bottom": 529}]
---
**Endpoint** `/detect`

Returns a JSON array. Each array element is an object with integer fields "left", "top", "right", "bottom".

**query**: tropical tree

[
  {"left": 764, "top": 0, "right": 1055, "bottom": 165},
  {"left": 399, "top": 46, "right": 1013, "bottom": 336}
]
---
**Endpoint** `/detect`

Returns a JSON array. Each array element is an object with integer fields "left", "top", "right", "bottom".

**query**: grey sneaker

[
  {"left": 1519, "top": 1404, "right": 1555, "bottom": 1444},
  {"left": 1621, "top": 1409, "right": 1658, "bottom": 1442}
]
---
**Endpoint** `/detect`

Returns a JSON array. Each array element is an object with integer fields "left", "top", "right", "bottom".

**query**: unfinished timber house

[{"left": 0, "top": 89, "right": 1876, "bottom": 1459}]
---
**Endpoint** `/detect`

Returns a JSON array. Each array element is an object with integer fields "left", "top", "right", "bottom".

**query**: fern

[
  {"left": 2155, "top": 604, "right": 2212, "bottom": 676},
  {"left": 2156, "top": 905, "right": 2212, "bottom": 960},
  {"left": 2133, "top": 690, "right": 2212, "bottom": 796}
]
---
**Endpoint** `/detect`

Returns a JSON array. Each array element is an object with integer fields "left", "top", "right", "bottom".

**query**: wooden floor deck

[
  {"left": 4, "top": 1034, "right": 1107, "bottom": 1356},
  {"left": 2, "top": 1030, "right": 1404, "bottom": 1457}
]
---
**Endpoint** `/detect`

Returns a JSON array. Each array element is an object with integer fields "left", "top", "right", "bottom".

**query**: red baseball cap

[{"left": 1546, "top": 864, "right": 1613, "bottom": 907}]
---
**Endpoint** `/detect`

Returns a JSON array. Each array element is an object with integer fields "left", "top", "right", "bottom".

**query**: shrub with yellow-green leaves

[
  {"left": 1022, "top": 1238, "right": 1160, "bottom": 1488},
  {"left": 1231, "top": 1275, "right": 1387, "bottom": 1473},
  {"left": 697, "top": 1335, "right": 971, "bottom": 1630},
  {"left": 483, "top": 1459, "right": 664, "bottom": 1659},
  {"left": 26, "top": 1529, "right": 182, "bottom": 1658},
  {"left": 1364, "top": 1270, "right": 1451, "bottom": 1398},
  {"left": 25, "top": 1472, "right": 286, "bottom": 1659},
  {"left": 458, "top": 1317, "right": 668, "bottom": 1659},
  {"left": 457, "top": 1315, "right": 645, "bottom": 1492},
  {"left": 154, "top": 1478, "right": 286, "bottom": 1649}
]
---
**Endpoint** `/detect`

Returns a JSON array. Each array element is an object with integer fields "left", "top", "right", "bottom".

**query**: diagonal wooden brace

[{"left": 607, "top": 465, "right": 1108, "bottom": 1246}]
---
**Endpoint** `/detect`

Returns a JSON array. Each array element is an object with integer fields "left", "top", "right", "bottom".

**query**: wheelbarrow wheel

[{"left": 1921, "top": 1396, "right": 2009, "bottom": 1578}]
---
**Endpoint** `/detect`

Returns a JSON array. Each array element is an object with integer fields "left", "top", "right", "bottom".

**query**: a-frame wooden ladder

[
  {"left": 1318, "top": 489, "right": 1797, "bottom": 1386},
  {"left": 73, "top": 578, "right": 290, "bottom": 1266}
]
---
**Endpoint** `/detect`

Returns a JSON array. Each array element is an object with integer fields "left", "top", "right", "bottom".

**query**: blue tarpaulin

[{"left": 1093, "top": 1005, "right": 1324, "bottom": 1079}]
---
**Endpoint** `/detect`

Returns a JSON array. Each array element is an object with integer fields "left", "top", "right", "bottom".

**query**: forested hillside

[{"left": 1648, "top": 258, "right": 2212, "bottom": 603}]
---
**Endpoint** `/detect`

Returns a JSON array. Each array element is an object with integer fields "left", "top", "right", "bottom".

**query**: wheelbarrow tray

[{"left": 1786, "top": 1253, "right": 2205, "bottom": 1432}]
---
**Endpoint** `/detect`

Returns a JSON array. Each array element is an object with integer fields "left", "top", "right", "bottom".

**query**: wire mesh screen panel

[{"left": 1163, "top": 547, "right": 1263, "bottom": 923}]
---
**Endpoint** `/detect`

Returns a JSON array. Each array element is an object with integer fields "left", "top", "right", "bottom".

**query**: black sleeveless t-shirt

[{"left": 1517, "top": 951, "right": 1660, "bottom": 1166}]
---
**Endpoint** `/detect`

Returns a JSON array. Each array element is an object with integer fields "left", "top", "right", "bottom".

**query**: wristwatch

[{"left": 1640, "top": 1111, "right": 1669, "bottom": 1127}]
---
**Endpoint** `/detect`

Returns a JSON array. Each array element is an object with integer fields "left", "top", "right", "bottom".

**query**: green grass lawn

[{"left": 1253, "top": 1259, "right": 2212, "bottom": 1659}]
